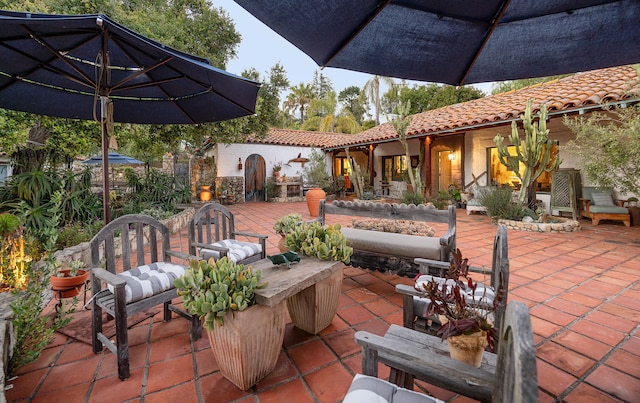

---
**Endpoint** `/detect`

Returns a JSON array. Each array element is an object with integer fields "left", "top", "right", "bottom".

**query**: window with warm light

[
  {"left": 381, "top": 155, "right": 408, "bottom": 181},
  {"left": 487, "top": 143, "right": 557, "bottom": 191}
]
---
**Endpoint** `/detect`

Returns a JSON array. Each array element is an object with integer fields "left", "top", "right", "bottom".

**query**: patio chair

[
  {"left": 579, "top": 187, "right": 630, "bottom": 226},
  {"left": 351, "top": 301, "right": 537, "bottom": 403},
  {"left": 188, "top": 203, "right": 267, "bottom": 264},
  {"left": 89, "top": 214, "right": 202, "bottom": 380},
  {"left": 396, "top": 224, "right": 509, "bottom": 338}
]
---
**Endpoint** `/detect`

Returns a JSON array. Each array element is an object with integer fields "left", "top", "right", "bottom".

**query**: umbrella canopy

[
  {"left": 0, "top": 10, "right": 261, "bottom": 222},
  {"left": 233, "top": 0, "right": 640, "bottom": 86},
  {"left": 82, "top": 152, "right": 143, "bottom": 166}
]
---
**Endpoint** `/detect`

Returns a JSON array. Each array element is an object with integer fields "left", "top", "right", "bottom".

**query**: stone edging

[{"left": 498, "top": 217, "right": 581, "bottom": 233}]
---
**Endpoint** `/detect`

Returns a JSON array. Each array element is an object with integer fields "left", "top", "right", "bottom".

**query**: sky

[{"left": 217, "top": 0, "right": 494, "bottom": 100}]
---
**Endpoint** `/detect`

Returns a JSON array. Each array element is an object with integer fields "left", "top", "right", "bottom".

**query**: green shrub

[
  {"left": 478, "top": 187, "right": 526, "bottom": 220},
  {"left": 401, "top": 190, "right": 424, "bottom": 205},
  {"left": 54, "top": 219, "right": 104, "bottom": 250}
]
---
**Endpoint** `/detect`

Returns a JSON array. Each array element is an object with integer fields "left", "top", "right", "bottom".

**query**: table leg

[{"left": 287, "top": 267, "right": 342, "bottom": 334}]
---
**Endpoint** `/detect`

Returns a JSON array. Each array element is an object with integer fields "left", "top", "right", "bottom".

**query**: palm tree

[
  {"left": 362, "top": 75, "right": 396, "bottom": 125},
  {"left": 284, "top": 83, "right": 315, "bottom": 123}
]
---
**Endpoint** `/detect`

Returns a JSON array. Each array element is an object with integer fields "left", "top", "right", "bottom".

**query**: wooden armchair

[
  {"left": 89, "top": 214, "right": 201, "bottom": 380},
  {"left": 353, "top": 301, "right": 537, "bottom": 402},
  {"left": 397, "top": 224, "right": 509, "bottom": 337},
  {"left": 579, "top": 187, "right": 630, "bottom": 226},
  {"left": 188, "top": 203, "right": 267, "bottom": 264}
]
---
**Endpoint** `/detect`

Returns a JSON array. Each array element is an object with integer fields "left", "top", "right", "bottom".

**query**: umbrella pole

[{"left": 101, "top": 96, "right": 111, "bottom": 224}]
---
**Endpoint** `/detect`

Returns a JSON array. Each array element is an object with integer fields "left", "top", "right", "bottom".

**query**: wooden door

[
  {"left": 245, "top": 154, "right": 266, "bottom": 202},
  {"left": 437, "top": 151, "right": 453, "bottom": 192}
]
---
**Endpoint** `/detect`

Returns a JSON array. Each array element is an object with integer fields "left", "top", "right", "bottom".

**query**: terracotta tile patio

[{"left": 6, "top": 201, "right": 640, "bottom": 402}]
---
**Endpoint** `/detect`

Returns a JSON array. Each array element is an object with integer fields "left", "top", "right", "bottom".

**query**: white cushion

[
  {"left": 343, "top": 374, "right": 441, "bottom": 403},
  {"left": 199, "top": 239, "right": 262, "bottom": 263},
  {"left": 107, "top": 262, "right": 185, "bottom": 304},
  {"left": 592, "top": 192, "right": 615, "bottom": 206}
]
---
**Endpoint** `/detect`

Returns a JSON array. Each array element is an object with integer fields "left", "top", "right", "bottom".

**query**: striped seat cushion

[
  {"left": 199, "top": 239, "right": 262, "bottom": 263},
  {"left": 107, "top": 262, "right": 186, "bottom": 304},
  {"left": 343, "top": 374, "right": 441, "bottom": 403}
]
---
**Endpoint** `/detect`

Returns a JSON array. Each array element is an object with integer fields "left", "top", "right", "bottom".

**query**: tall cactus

[{"left": 494, "top": 99, "right": 561, "bottom": 209}]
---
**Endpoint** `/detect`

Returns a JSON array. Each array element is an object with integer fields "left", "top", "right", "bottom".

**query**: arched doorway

[{"left": 245, "top": 154, "right": 266, "bottom": 202}]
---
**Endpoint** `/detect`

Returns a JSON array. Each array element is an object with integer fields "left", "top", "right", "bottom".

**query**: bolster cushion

[
  {"left": 343, "top": 374, "right": 441, "bottom": 403},
  {"left": 200, "top": 239, "right": 263, "bottom": 263},
  {"left": 341, "top": 228, "right": 441, "bottom": 260},
  {"left": 107, "top": 262, "right": 185, "bottom": 304}
]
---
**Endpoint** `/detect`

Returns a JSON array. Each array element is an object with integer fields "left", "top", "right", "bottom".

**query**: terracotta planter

[
  {"left": 447, "top": 330, "right": 488, "bottom": 368},
  {"left": 50, "top": 269, "right": 89, "bottom": 299},
  {"left": 286, "top": 266, "right": 342, "bottom": 334},
  {"left": 278, "top": 234, "right": 289, "bottom": 253},
  {"left": 305, "top": 187, "right": 326, "bottom": 217},
  {"left": 207, "top": 301, "right": 285, "bottom": 390},
  {"left": 199, "top": 185, "right": 212, "bottom": 201}
]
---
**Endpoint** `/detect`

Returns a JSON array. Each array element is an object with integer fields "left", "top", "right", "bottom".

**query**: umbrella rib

[
  {"left": 321, "top": 0, "right": 392, "bottom": 68},
  {"left": 21, "top": 25, "right": 98, "bottom": 89},
  {"left": 457, "top": 0, "right": 512, "bottom": 86}
]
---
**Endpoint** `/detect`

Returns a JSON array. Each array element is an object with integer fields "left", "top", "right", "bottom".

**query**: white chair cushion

[
  {"left": 592, "top": 192, "right": 615, "bottom": 206},
  {"left": 107, "top": 262, "right": 185, "bottom": 304},
  {"left": 199, "top": 239, "right": 263, "bottom": 263},
  {"left": 343, "top": 374, "right": 442, "bottom": 403}
]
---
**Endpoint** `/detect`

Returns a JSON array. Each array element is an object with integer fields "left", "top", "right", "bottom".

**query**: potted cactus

[
  {"left": 174, "top": 257, "right": 284, "bottom": 390},
  {"left": 273, "top": 213, "right": 302, "bottom": 252},
  {"left": 285, "top": 221, "right": 353, "bottom": 264},
  {"left": 49, "top": 259, "right": 89, "bottom": 299}
]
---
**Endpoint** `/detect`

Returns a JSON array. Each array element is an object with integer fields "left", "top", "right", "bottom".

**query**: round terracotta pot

[
  {"left": 447, "top": 330, "right": 488, "bottom": 368},
  {"left": 50, "top": 269, "right": 89, "bottom": 299},
  {"left": 306, "top": 187, "right": 326, "bottom": 217},
  {"left": 199, "top": 185, "right": 212, "bottom": 201}
]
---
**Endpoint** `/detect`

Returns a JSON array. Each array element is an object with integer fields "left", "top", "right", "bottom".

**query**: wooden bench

[
  {"left": 579, "top": 187, "right": 630, "bottom": 226},
  {"left": 318, "top": 200, "right": 456, "bottom": 277},
  {"left": 354, "top": 300, "right": 537, "bottom": 402}
]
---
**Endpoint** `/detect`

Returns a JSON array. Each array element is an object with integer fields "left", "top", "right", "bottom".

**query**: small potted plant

[
  {"left": 50, "top": 259, "right": 89, "bottom": 299},
  {"left": 628, "top": 197, "right": 638, "bottom": 207},
  {"left": 174, "top": 257, "right": 282, "bottom": 390},
  {"left": 272, "top": 163, "right": 282, "bottom": 179},
  {"left": 273, "top": 213, "right": 302, "bottom": 252},
  {"left": 415, "top": 248, "right": 502, "bottom": 368}
]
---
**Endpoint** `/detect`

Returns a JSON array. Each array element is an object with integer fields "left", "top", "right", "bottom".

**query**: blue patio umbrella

[
  {"left": 0, "top": 10, "right": 261, "bottom": 222},
  {"left": 233, "top": 0, "right": 640, "bottom": 86},
  {"left": 82, "top": 152, "right": 144, "bottom": 166},
  {"left": 82, "top": 152, "right": 143, "bottom": 190}
]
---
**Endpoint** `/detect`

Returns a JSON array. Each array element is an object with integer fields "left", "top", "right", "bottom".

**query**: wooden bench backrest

[
  {"left": 320, "top": 199, "right": 455, "bottom": 226},
  {"left": 494, "top": 301, "right": 538, "bottom": 403},
  {"left": 188, "top": 203, "right": 235, "bottom": 255},
  {"left": 90, "top": 213, "right": 171, "bottom": 274}
]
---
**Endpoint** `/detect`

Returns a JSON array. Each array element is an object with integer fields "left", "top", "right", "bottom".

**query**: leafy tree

[
  {"left": 491, "top": 75, "right": 570, "bottom": 95},
  {"left": 564, "top": 105, "right": 640, "bottom": 195},
  {"left": 363, "top": 75, "right": 396, "bottom": 125},
  {"left": 311, "top": 70, "right": 334, "bottom": 100},
  {"left": 338, "top": 86, "right": 367, "bottom": 124}
]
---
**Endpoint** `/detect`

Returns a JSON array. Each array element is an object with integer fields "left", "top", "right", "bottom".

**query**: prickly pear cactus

[
  {"left": 285, "top": 221, "right": 353, "bottom": 264},
  {"left": 174, "top": 257, "right": 267, "bottom": 331}
]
